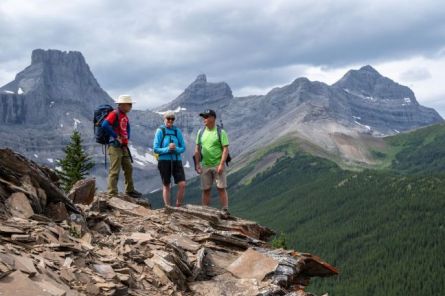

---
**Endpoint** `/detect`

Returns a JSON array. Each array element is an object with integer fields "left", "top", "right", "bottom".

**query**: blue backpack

[
  {"left": 93, "top": 104, "right": 121, "bottom": 168},
  {"left": 93, "top": 104, "right": 118, "bottom": 144}
]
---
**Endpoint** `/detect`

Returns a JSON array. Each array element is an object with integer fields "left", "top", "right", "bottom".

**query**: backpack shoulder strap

[
  {"left": 216, "top": 125, "right": 231, "bottom": 165},
  {"left": 112, "top": 109, "right": 120, "bottom": 129},
  {"left": 197, "top": 128, "right": 204, "bottom": 146},
  {"left": 168, "top": 126, "right": 178, "bottom": 138},
  {"left": 159, "top": 127, "right": 167, "bottom": 147},
  {"left": 216, "top": 125, "right": 223, "bottom": 147},
  {"left": 172, "top": 126, "right": 181, "bottom": 147}
]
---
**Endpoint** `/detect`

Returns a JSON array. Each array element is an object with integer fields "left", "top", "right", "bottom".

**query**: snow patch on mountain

[
  {"left": 129, "top": 145, "right": 157, "bottom": 166},
  {"left": 155, "top": 106, "right": 187, "bottom": 116},
  {"left": 73, "top": 118, "right": 81, "bottom": 129},
  {"left": 354, "top": 120, "right": 371, "bottom": 131}
]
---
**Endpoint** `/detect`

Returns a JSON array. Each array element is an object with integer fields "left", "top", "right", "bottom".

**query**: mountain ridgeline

[
  {"left": 0, "top": 49, "right": 443, "bottom": 170},
  {"left": 157, "top": 64, "right": 443, "bottom": 164}
]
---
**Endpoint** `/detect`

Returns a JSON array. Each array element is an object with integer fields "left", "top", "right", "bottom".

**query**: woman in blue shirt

[{"left": 153, "top": 111, "right": 186, "bottom": 207}]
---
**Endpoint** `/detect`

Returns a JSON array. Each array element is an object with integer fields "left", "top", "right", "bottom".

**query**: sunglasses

[
  {"left": 166, "top": 117, "right": 175, "bottom": 121},
  {"left": 202, "top": 116, "right": 210, "bottom": 119}
]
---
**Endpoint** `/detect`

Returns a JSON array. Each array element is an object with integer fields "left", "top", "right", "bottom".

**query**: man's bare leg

[
  {"left": 217, "top": 187, "right": 228, "bottom": 209},
  {"left": 176, "top": 181, "right": 186, "bottom": 206},
  {"left": 202, "top": 189, "right": 211, "bottom": 206}
]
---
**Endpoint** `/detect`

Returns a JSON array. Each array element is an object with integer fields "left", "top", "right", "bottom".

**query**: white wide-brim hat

[{"left": 115, "top": 94, "right": 134, "bottom": 104}]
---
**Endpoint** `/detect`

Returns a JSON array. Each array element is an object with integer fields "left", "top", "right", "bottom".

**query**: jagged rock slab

[
  {"left": 227, "top": 248, "right": 279, "bottom": 281},
  {"left": 0, "top": 271, "right": 53, "bottom": 296},
  {"left": 189, "top": 273, "right": 261, "bottom": 296},
  {"left": 107, "top": 196, "right": 152, "bottom": 216},
  {"left": 6, "top": 192, "right": 35, "bottom": 218},
  {"left": 67, "top": 178, "right": 96, "bottom": 205}
]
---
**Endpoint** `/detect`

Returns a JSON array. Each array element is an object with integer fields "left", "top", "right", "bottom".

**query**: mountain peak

[
  {"left": 358, "top": 65, "right": 380, "bottom": 75},
  {"left": 338, "top": 65, "right": 383, "bottom": 84},
  {"left": 333, "top": 65, "right": 416, "bottom": 101},
  {"left": 156, "top": 75, "right": 233, "bottom": 111},
  {"left": 31, "top": 49, "right": 86, "bottom": 66},
  {"left": 194, "top": 74, "right": 207, "bottom": 83},
  {"left": 291, "top": 77, "right": 311, "bottom": 85},
  {"left": 0, "top": 49, "right": 113, "bottom": 125}
]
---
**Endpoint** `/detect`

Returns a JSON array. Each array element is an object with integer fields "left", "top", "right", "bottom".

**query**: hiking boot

[
  {"left": 126, "top": 190, "right": 143, "bottom": 198},
  {"left": 221, "top": 207, "right": 230, "bottom": 218}
]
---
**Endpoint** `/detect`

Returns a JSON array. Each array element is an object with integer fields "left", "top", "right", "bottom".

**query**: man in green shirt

[{"left": 194, "top": 109, "right": 230, "bottom": 212}]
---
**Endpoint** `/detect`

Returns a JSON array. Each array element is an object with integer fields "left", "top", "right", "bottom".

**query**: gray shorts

[{"left": 201, "top": 166, "right": 227, "bottom": 190}]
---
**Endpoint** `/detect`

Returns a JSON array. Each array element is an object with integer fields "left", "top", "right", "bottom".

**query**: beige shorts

[{"left": 201, "top": 166, "right": 227, "bottom": 190}]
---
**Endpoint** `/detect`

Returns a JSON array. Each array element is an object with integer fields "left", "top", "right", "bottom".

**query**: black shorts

[{"left": 157, "top": 160, "right": 186, "bottom": 186}]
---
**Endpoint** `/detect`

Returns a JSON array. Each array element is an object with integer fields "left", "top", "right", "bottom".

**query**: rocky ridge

[{"left": 0, "top": 148, "right": 338, "bottom": 295}]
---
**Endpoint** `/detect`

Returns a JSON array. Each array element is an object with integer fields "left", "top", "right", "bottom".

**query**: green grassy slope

[{"left": 374, "top": 123, "right": 445, "bottom": 174}]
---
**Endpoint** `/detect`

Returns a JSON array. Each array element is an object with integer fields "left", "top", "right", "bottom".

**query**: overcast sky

[{"left": 1, "top": 0, "right": 445, "bottom": 115}]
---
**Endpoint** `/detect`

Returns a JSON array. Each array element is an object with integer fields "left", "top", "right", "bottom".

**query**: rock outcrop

[
  {"left": 0, "top": 148, "right": 78, "bottom": 217},
  {"left": 0, "top": 49, "right": 114, "bottom": 125},
  {"left": 332, "top": 65, "right": 443, "bottom": 133},
  {"left": 0, "top": 149, "right": 338, "bottom": 295},
  {"left": 157, "top": 74, "right": 234, "bottom": 112}
]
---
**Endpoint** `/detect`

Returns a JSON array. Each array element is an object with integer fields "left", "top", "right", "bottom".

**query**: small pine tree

[
  {"left": 271, "top": 232, "right": 288, "bottom": 249},
  {"left": 57, "top": 130, "right": 94, "bottom": 192}
]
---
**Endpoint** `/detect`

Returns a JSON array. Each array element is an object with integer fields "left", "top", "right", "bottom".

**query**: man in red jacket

[{"left": 102, "top": 95, "right": 142, "bottom": 198}]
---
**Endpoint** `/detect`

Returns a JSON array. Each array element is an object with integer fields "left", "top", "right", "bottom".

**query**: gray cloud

[
  {"left": 1, "top": 0, "right": 445, "bottom": 110},
  {"left": 400, "top": 67, "right": 432, "bottom": 82}
]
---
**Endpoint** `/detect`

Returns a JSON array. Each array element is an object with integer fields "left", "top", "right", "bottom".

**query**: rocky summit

[{"left": 0, "top": 148, "right": 338, "bottom": 296}]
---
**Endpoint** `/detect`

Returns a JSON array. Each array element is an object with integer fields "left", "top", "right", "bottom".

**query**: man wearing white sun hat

[{"left": 102, "top": 94, "right": 142, "bottom": 198}]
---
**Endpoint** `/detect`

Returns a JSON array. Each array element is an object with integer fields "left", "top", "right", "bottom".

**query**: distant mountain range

[{"left": 0, "top": 49, "right": 443, "bottom": 191}]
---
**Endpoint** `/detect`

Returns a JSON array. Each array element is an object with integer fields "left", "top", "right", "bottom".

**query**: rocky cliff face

[
  {"left": 0, "top": 148, "right": 338, "bottom": 295},
  {"left": 0, "top": 49, "right": 114, "bottom": 125},
  {"left": 0, "top": 93, "right": 28, "bottom": 124},
  {"left": 157, "top": 74, "right": 233, "bottom": 112},
  {"left": 332, "top": 65, "right": 443, "bottom": 134}
]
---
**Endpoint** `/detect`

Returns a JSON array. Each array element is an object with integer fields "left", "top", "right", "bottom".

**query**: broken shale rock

[
  {"left": 0, "top": 150, "right": 338, "bottom": 295},
  {"left": 0, "top": 148, "right": 78, "bottom": 218}
]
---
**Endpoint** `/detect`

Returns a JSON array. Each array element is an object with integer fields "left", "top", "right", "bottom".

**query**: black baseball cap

[{"left": 199, "top": 109, "right": 217, "bottom": 118}]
